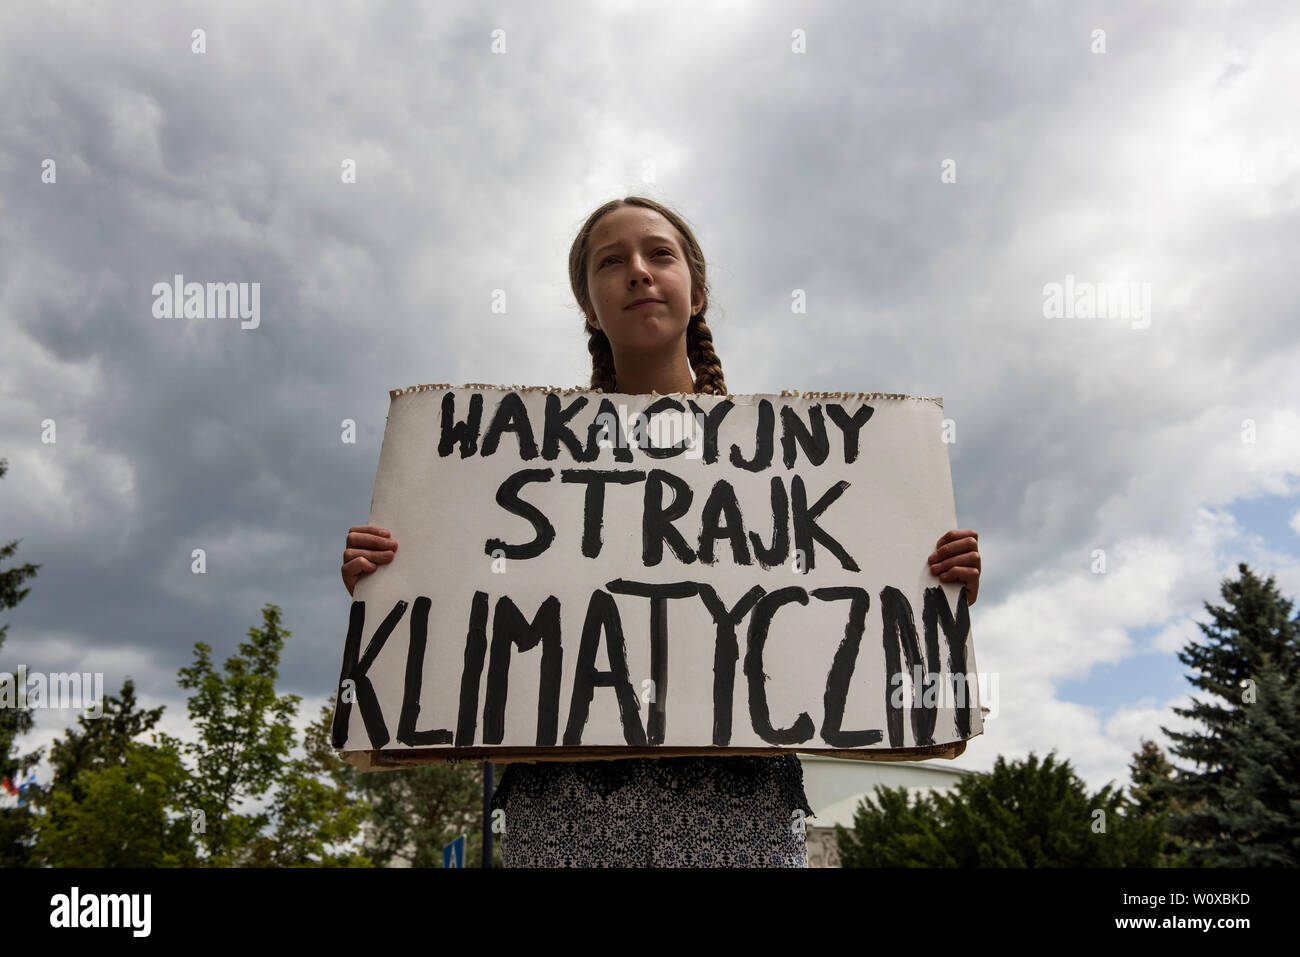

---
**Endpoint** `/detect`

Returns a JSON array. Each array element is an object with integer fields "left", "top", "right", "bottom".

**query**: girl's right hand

[{"left": 342, "top": 525, "right": 399, "bottom": 596}]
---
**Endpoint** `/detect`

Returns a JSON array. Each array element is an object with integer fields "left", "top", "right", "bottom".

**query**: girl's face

[{"left": 584, "top": 206, "right": 701, "bottom": 352}]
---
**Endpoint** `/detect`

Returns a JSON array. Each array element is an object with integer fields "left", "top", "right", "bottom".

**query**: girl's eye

[{"left": 600, "top": 249, "right": 674, "bottom": 266}]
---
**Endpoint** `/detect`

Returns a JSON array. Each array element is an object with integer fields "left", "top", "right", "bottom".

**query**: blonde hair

[{"left": 568, "top": 196, "right": 727, "bottom": 395}]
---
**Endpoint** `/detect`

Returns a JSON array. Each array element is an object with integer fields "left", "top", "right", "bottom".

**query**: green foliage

[
  {"left": 34, "top": 740, "right": 197, "bottom": 867},
  {"left": 27, "top": 604, "right": 375, "bottom": 867},
  {"left": 1187, "top": 653, "right": 1300, "bottom": 865},
  {"left": 836, "top": 751, "right": 1162, "bottom": 867},
  {"left": 0, "top": 456, "right": 43, "bottom": 866},
  {"left": 240, "top": 700, "right": 373, "bottom": 867},
  {"left": 1125, "top": 738, "right": 1191, "bottom": 866},
  {"left": 833, "top": 779, "right": 954, "bottom": 867},
  {"left": 154, "top": 603, "right": 367, "bottom": 866},
  {"left": 1158, "top": 563, "right": 1300, "bottom": 866},
  {"left": 353, "top": 757, "right": 502, "bottom": 868},
  {"left": 30, "top": 678, "right": 196, "bottom": 866}
]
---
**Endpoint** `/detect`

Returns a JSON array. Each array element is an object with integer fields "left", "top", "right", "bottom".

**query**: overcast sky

[{"left": 2, "top": 0, "right": 1298, "bottom": 805}]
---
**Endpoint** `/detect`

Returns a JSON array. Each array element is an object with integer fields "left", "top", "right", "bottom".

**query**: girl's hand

[
  {"left": 928, "top": 529, "right": 980, "bottom": 605},
  {"left": 342, "top": 525, "right": 398, "bottom": 596}
]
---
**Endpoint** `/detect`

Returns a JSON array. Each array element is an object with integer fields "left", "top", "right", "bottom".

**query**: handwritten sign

[{"left": 332, "top": 383, "right": 982, "bottom": 770}]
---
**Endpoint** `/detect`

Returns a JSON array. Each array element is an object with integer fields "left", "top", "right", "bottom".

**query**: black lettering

[
  {"left": 561, "top": 469, "right": 647, "bottom": 558},
  {"left": 397, "top": 596, "right": 453, "bottom": 745},
  {"left": 924, "top": 584, "right": 975, "bottom": 737},
  {"left": 642, "top": 469, "right": 697, "bottom": 566},
  {"left": 780, "top": 403, "right": 830, "bottom": 468},
  {"left": 585, "top": 397, "right": 636, "bottom": 463},
  {"left": 697, "top": 480, "right": 752, "bottom": 565},
  {"left": 542, "top": 392, "right": 594, "bottom": 461},
  {"left": 745, "top": 586, "right": 816, "bottom": 745},
  {"left": 791, "top": 475, "right": 859, "bottom": 572},
  {"left": 880, "top": 585, "right": 938, "bottom": 747},
  {"left": 482, "top": 391, "right": 539, "bottom": 459},
  {"left": 331, "top": 599, "right": 408, "bottom": 749},
  {"left": 640, "top": 396, "right": 692, "bottom": 459},
  {"left": 748, "top": 477, "right": 791, "bottom": 569},
  {"left": 685, "top": 397, "right": 735, "bottom": 465},
  {"left": 606, "top": 579, "right": 700, "bottom": 745},
  {"left": 485, "top": 469, "right": 556, "bottom": 559},
  {"left": 482, "top": 595, "right": 564, "bottom": 746},
  {"left": 696, "top": 583, "right": 766, "bottom": 746},
  {"left": 563, "top": 589, "right": 647, "bottom": 746},
  {"left": 454, "top": 590, "right": 489, "bottom": 746},
  {"left": 438, "top": 391, "right": 483, "bottom": 458},
  {"left": 825, "top": 402, "right": 875, "bottom": 463},
  {"left": 813, "top": 586, "right": 883, "bottom": 746},
  {"left": 730, "top": 399, "right": 774, "bottom": 472}
]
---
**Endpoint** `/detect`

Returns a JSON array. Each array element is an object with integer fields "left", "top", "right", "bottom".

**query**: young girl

[{"left": 341, "top": 196, "right": 983, "bottom": 867}]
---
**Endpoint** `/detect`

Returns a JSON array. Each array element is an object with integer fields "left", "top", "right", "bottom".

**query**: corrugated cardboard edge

[
  {"left": 388, "top": 381, "right": 944, "bottom": 408},
  {"left": 337, "top": 739, "right": 970, "bottom": 771}
]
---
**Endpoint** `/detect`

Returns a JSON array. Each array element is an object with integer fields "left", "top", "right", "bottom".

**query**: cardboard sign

[{"left": 332, "top": 383, "right": 983, "bottom": 770}]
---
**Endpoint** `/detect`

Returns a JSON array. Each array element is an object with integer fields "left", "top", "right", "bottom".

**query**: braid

[
  {"left": 586, "top": 321, "right": 618, "bottom": 393},
  {"left": 686, "top": 314, "right": 727, "bottom": 395}
]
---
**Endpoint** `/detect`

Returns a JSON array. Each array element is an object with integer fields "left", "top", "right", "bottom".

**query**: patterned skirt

[{"left": 490, "top": 754, "right": 813, "bottom": 868}]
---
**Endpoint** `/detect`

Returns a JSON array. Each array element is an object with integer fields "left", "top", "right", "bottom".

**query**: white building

[{"left": 796, "top": 753, "right": 972, "bottom": 867}]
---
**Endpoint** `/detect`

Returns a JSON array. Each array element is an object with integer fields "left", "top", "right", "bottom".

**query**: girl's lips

[{"left": 627, "top": 300, "right": 663, "bottom": 309}]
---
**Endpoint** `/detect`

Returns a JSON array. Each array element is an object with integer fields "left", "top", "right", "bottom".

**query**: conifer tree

[
  {"left": 1210, "top": 653, "right": 1300, "bottom": 865},
  {"left": 0, "top": 457, "right": 43, "bottom": 866},
  {"left": 1126, "top": 738, "right": 1189, "bottom": 865},
  {"left": 1159, "top": 563, "right": 1300, "bottom": 864}
]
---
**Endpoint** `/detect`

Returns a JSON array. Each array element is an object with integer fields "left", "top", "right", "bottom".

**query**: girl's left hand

[{"left": 928, "top": 529, "right": 981, "bottom": 605}]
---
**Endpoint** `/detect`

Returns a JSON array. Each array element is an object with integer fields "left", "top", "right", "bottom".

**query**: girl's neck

[{"left": 612, "top": 353, "right": 696, "bottom": 396}]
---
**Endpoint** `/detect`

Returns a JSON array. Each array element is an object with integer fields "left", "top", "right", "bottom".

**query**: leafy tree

[
  {"left": 33, "top": 739, "right": 197, "bottom": 867},
  {"left": 153, "top": 603, "right": 308, "bottom": 866},
  {"left": 1159, "top": 563, "right": 1300, "bottom": 865},
  {"left": 37, "top": 678, "right": 165, "bottom": 802},
  {"left": 0, "top": 456, "right": 43, "bottom": 866},
  {"left": 241, "top": 699, "right": 373, "bottom": 867},
  {"left": 151, "top": 603, "right": 375, "bottom": 866},
  {"left": 834, "top": 777, "right": 953, "bottom": 867},
  {"left": 30, "top": 678, "right": 197, "bottom": 866},
  {"left": 354, "top": 756, "right": 502, "bottom": 867},
  {"left": 836, "top": 751, "right": 1162, "bottom": 866}
]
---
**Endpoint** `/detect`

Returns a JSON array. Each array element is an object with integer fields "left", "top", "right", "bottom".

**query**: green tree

[
  {"left": 834, "top": 779, "right": 953, "bottom": 867},
  {"left": 1125, "top": 738, "right": 1189, "bottom": 866},
  {"left": 836, "top": 751, "right": 1162, "bottom": 866},
  {"left": 1159, "top": 563, "right": 1300, "bottom": 864},
  {"left": 1206, "top": 653, "right": 1300, "bottom": 865},
  {"left": 0, "top": 456, "right": 43, "bottom": 867},
  {"left": 30, "top": 678, "right": 197, "bottom": 866},
  {"left": 154, "top": 603, "right": 372, "bottom": 866},
  {"left": 37, "top": 678, "right": 166, "bottom": 802},
  {"left": 33, "top": 739, "right": 197, "bottom": 867},
  {"left": 155, "top": 603, "right": 305, "bottom": 865},
  {"left": 354, "top": 757, "right": 502, "bottom": 867},
  {"left": 242, "top": 699, "right": 373, "bottom": 867}
]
